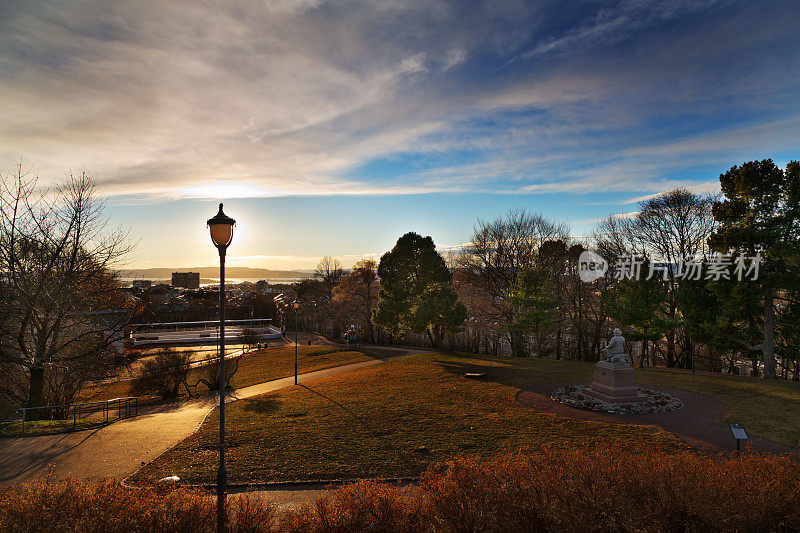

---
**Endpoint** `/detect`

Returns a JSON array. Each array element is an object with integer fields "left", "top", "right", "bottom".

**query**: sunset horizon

[
  {"left": 2, "top": 3, "right": 800, "bottom": 531},
  {"left": 3, "top": 1, "right": 798, "bottom": 269}
]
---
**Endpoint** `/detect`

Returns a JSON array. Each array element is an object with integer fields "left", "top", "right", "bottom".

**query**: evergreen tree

[
  {"left": 507, "top": 262, "right": 559, "bottom": 357},
  {"left": 677, "top": 277, "right": 731, "bottom": 373},
  {"left": 602, "top": 266, "right": 672, "bottom": 367},
  {"left": 374, "top": 232, "right": 466, "bottom": 348},
  {"left": 710, "top": 159, "right": 800, "bottom": 378}
]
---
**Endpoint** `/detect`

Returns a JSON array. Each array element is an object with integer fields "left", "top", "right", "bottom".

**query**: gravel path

[
  {"left": 517, "top": 383, "right": 794, "bottom": 455},
  {"left": 0, "top": 346, "right": 420, "bottom": 487}
]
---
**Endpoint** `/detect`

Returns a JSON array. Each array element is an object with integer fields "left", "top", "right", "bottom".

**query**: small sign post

[{"left": 729, "top": 423, "right": 749, "bottom": 452}]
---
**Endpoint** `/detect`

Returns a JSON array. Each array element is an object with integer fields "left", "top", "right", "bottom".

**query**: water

[{"left": 121, "top": 277, "right": 305, "bottom": 287}]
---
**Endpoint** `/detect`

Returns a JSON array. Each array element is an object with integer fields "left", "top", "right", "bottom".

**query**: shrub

[
  {"left": 420, "top": 447, "right": 800, "bottom": 532},
  {"left": 239, "top": 328, "right": 261, "bottom": 353},
  {"left": 0, "top": 475, "right": 278, "bottom": 533},
  {"left": 283, "top": 480, "right": 426, "bottom": 533},
  {"left": 0, "top": 476, "right": 213, "bottom": 532},
  {"left": 3, "top": 448, "right": 800, "bottom": 532},
  {"left": 195, "top": 355, "right": 241, "bottom": 392},
  {"left": 131, "top": 348, "right": 192, "bottom": 399}
]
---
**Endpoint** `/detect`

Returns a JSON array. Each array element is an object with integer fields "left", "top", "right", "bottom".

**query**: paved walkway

[{"left": 0, "top": 346, "right": 420, "bottom": 487}]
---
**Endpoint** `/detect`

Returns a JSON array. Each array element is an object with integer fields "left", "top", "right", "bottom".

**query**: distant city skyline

[{"left": 2, "top": 1, "right": 798, "bottom": 269}]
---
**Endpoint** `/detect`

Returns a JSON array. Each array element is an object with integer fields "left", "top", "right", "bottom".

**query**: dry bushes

[
  {"left": 0, "top": 474, "right": 276, "bottom": 533},
  {"left": 3, "top": 447, "right": 800, "bottom": 532},
  {"left": 421, "top": 447, "right": 800, "bottom": 532},
  {"left": 284, "top": 480, "right": 426, "bottom": 533},
  {"left": 131, "top": 348, "right": 192, "bottom": 400}
]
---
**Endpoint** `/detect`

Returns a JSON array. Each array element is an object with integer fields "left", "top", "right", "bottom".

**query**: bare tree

[
  {"left": 594, "top": 215, "right": 645, "bottom": 264},
  {"left": 196, "top": 356, "right": 240, "bottom": 392},
  {"left": 0, "top": 165, "right": 131, "bottom": 417},
  {"left": 238, "top": 328, "right": 261, "bottom": 352},
  {"left": 332, "top": 259, "right": 379, "bottom": 343},
  {"left": 313, "top": 256, "right": 345, "bottom": 335},
  {"left": 636, "top": 189, "right": 717, "bottom": 264},
  {"left": 593, "top": 189, "right": 716, "bottom": 367},
  {"left": 458, "top": 210, "right": 568, "bottom": 356},
  {"left": 635, "top": 189, "right": 716, "bottom": 367},
  {"left": 315, "top": 256, "right": 345, "bottom": 293}
]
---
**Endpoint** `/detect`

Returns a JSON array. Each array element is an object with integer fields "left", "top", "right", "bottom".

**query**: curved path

[
  {"left": 0, "top": 346, "right": 421, "bottom": 487},
  {"left": 517, "top": 382, "right": 794, "bottom": 455}
]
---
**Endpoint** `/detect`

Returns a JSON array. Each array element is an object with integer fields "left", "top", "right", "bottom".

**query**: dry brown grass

[
  {"left": 129, "top": 354, "right": 686, "bottom": 485},
  {"left": 83, "top": 344, "right": 377, "bottom": 405}
]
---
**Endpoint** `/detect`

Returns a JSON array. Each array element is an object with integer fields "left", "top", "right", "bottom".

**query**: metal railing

[{"left": 15, "top": 396, "right": 138, "bottom": 434}]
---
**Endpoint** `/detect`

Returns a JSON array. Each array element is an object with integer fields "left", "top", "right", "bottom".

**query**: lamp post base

[{"left": 217, "top": 466, "right": 227, "bottom": 531}]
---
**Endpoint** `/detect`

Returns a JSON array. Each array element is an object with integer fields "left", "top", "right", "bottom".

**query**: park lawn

[
  {"left": 635, "top": 368, "right": 800, "bottom": 448},
  {"left": 0, "top": 417, "right": 107, "bottom": 436},
  {"left": 129, "top": 353, "right": 688, "bottom": 485},
  {"left": 436, "top": 353, "right": 800, "bottom": 447},
  {"left": 83, "top": 344, "right": 380, "bottom": 405}
]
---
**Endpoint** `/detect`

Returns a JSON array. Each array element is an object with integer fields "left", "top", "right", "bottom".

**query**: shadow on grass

[
  {"left": 241, "top": 396, "right": 281, "bottom": 415},
  {"left": 435, "top": 358, "right": 531, "bottom": 390},
  {"left": 299, "top": 385, "right": 368, "bottom": 425},
  {"left": 435, "top": 353, "right": 596, "bottom": 391},
  {"left": 352, "top": 346, "right": 404, "bottom": 360}
]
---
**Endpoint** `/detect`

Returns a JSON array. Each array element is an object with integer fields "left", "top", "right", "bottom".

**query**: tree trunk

[
  {"left": 510, "top": 329, "right": 526, "bottom": 357},
  {"left": 763, "top": 295, "right": 777, "bottom": 379},
  {"left": 666, "top": 330, "right": 676, "bottom": 368},
  {"left": 426, "top": 328, "right": 438, "bottom": 349},
  {"left": 27, "top": 367, "right": 45, "bottom": 421},
  {"left": 577, "top": 292, "right": 585, "bottom": 360},
  {"left": 639, "top": 340, "right": 646, "bottom": 368},
  {"left": 708, "top": 346, "right": 716, "bottom": 373},
  {"left": 556, "top": 323, "right": 562, "bottom": 360}
]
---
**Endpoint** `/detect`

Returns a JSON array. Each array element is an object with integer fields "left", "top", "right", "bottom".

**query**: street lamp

[
  {"left": 207, "top": 203, "right": 235, "bottom": 533},
  {"left": 293, "top": 299, "right": 299, "bottom": 384}
]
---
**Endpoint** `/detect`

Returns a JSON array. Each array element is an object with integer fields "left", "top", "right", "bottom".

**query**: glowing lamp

[{"left": 207, "top": 203, "right": 236, "bottom": 249}]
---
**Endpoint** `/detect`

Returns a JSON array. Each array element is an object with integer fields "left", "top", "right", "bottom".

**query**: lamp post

[
  {"left": 293, "top": 299, "right": 299, "bottom": 384},
  {"left": 207, "top": 203, "right": 235, "bottom": 533}
]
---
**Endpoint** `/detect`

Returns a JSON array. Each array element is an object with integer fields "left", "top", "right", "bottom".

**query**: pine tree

[
  {"left": 710, "top": 159, "right": 800, "bottom": 378},
  {"left": 374, "top": 232, "right": 466, "bottom": 348}
]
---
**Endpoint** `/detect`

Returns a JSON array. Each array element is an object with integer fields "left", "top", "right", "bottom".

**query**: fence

[{"left": 16, "top": 397, "right": 138, "bottom": 434}]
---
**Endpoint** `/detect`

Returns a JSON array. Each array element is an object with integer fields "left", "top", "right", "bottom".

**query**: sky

[{"left": 1, "top": 0, "right": 799, "bottom": 270}]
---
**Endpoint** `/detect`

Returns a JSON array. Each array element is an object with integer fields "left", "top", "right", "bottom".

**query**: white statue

[{"left": 602, "top": 328, "right": 628, "bottom": 365}]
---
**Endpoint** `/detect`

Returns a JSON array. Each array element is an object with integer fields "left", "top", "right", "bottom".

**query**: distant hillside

[{"left": 120, "top": 267, "right": 314, "bottom": 280}]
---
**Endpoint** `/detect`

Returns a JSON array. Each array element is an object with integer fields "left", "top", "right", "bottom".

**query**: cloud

[
  {"left": 622, "top": 182, "right": 720, "bottom": 205},
  {"left": 522, "top": 0, "right": 734, "bottom": 58},
  {"left": 0, "top": 0, "right": 797, "bottom": 203}
]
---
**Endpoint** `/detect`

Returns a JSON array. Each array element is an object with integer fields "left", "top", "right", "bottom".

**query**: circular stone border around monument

[{"left": 551, "top": 385, "right": 684, "bottom": 414}]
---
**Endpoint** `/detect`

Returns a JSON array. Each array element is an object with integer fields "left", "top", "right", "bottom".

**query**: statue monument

[
  {"left": 602, "top": 328, "right": 628, "bottom": 365},
  {"left": 584, "top": 328, "right": 647, "bottom": 403}
]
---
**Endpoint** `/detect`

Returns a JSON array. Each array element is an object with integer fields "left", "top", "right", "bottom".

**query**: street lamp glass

[
  {"left": 206, "top": 203, "right": 236, "bottom": 247},
  {"left": 209, "top": 223, "right": 233, "bottom": 247},
  {"left": 293, "top": 300, "right": 299, "bottom": 309}
]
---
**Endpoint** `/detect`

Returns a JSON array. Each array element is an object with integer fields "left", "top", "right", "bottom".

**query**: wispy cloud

[{"left": 0, "top": 0, "right": 797, "bottom": 204}]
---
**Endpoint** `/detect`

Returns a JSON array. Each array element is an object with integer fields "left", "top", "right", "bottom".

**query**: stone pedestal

[{"left": 584, "top": 361, "right": 647, "bottom": 403}]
